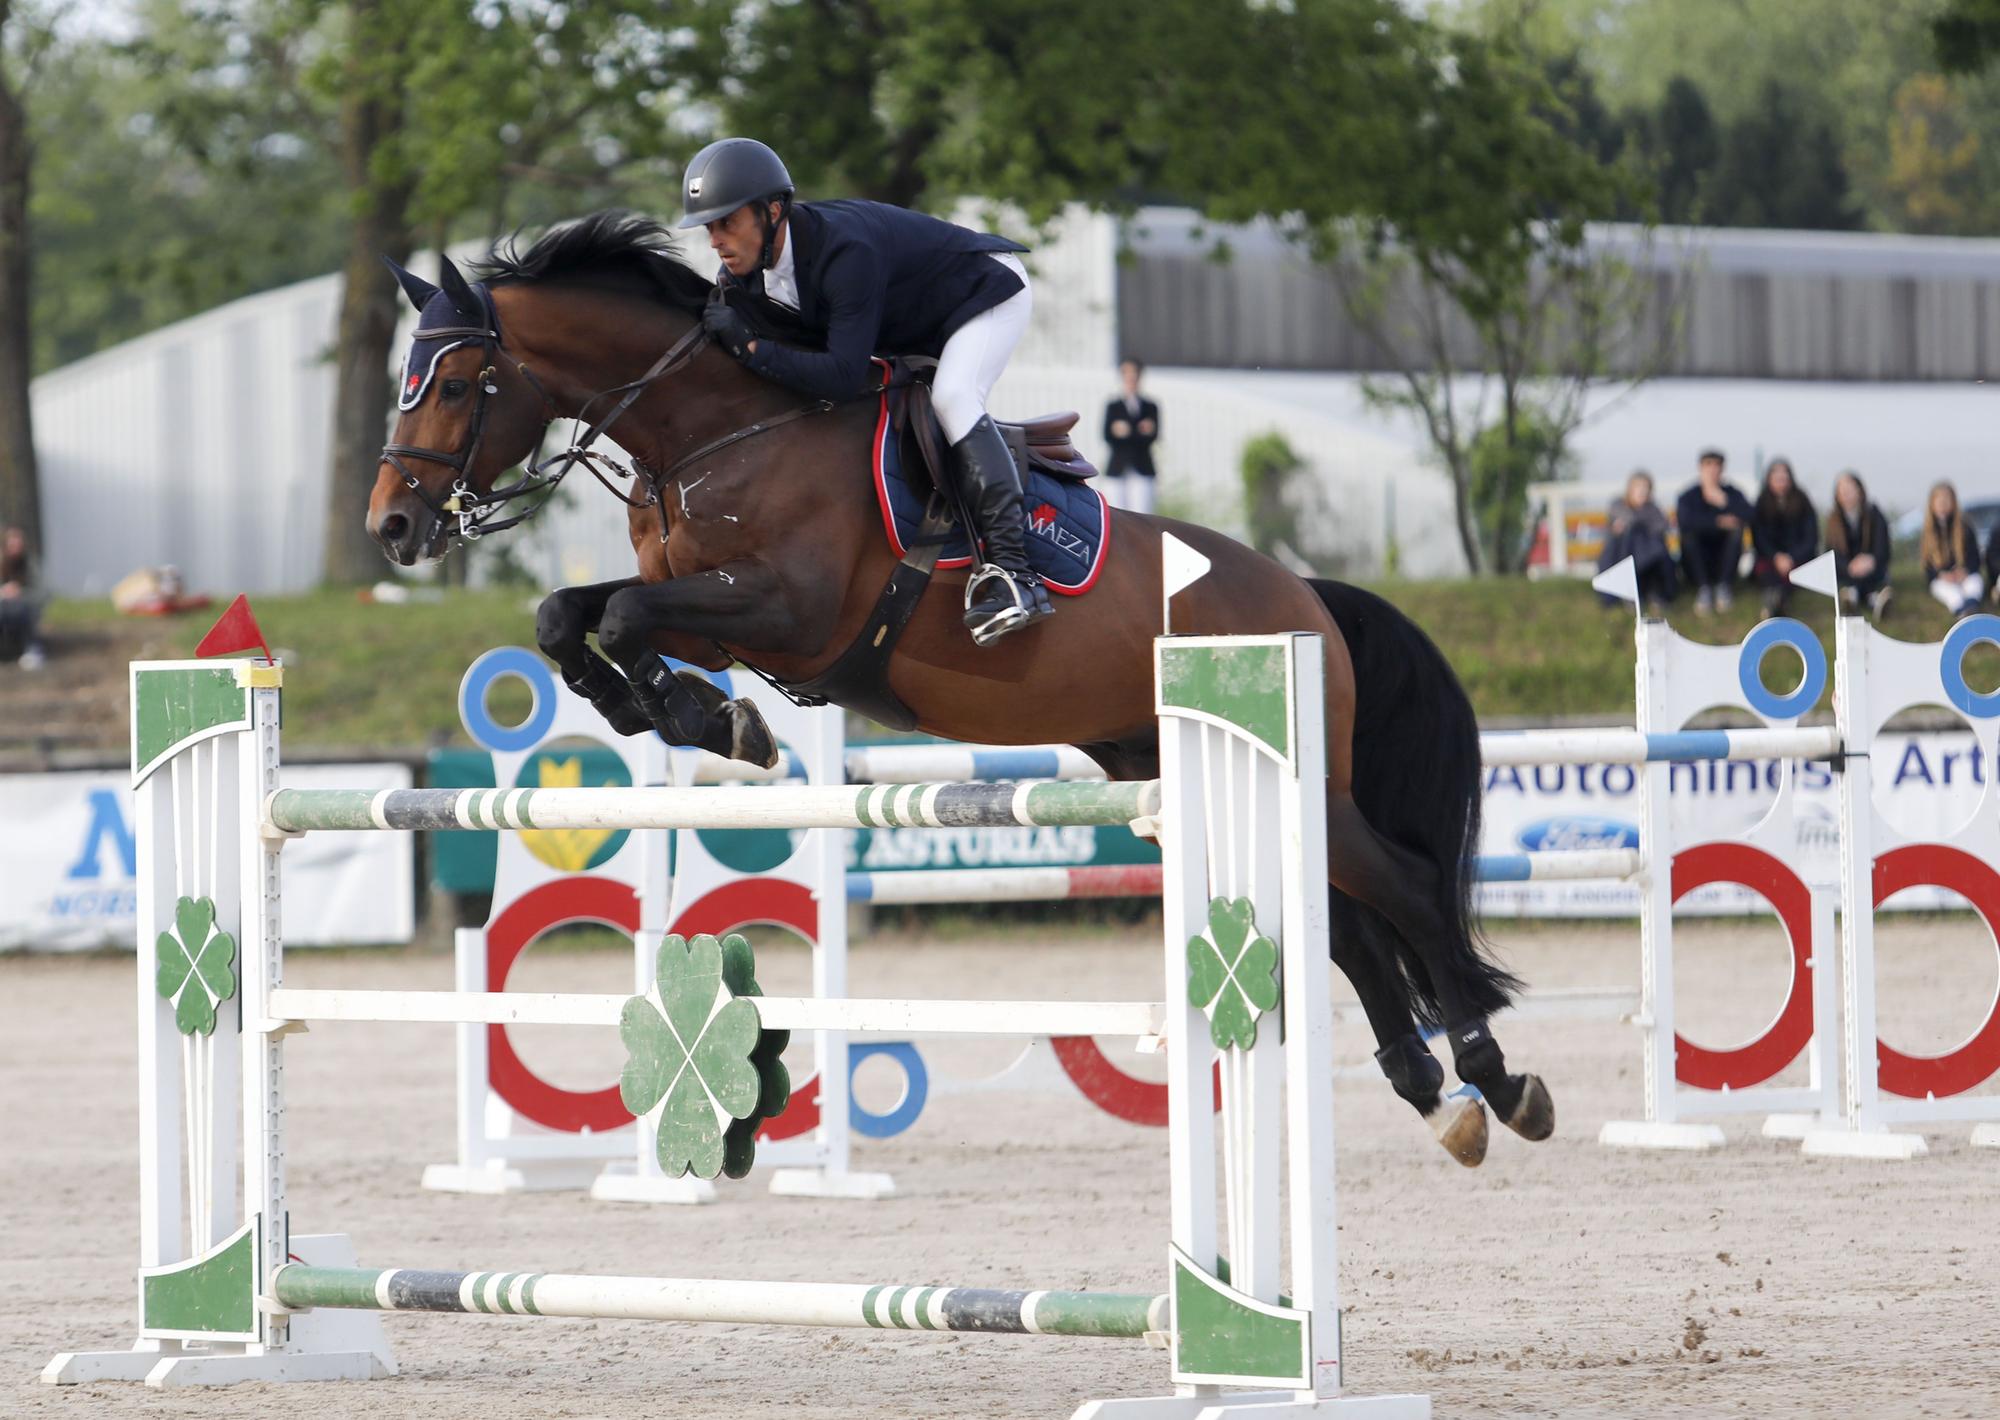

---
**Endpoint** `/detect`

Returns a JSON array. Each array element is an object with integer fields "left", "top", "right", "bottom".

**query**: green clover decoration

[
  {"left": 155, "top": 895, "right": 238, "bottom": 1037},
  {"left": 619, "top": 932, "right": 791, "bottom": 1181},
  {"left": 1186, "top": 896, "right": 1280, "bottom": 1050}
]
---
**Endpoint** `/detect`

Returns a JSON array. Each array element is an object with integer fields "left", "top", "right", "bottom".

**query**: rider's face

[{"left": 706, "top": 202, "right": 779, "bottom": 278}]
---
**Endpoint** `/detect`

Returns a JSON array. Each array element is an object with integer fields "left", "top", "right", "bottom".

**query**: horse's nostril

[{"left": 377, "top": 512, "right": 410, "bottom": 546}]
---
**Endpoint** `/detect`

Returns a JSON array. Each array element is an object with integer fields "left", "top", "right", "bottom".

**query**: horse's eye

[{"left": 440, "top": 378, "right": 469, "bottom": 399}]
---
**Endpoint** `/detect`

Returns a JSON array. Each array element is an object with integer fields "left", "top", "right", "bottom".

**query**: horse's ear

[
  {"left": 381, "top": 255, "right": 439, "bottom": 313},
  {"left": 437, "top": 255, "right": 480, "bottom": 318}
]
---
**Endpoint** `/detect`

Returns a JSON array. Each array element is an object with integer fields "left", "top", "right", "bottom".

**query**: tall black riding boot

[{"left": 946, "top": 415, "right": 1054, "bottom": 646}]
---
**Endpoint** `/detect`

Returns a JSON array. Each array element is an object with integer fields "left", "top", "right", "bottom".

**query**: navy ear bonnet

[{"left": 384, "top": 255, "right": 498, "bottom": 412}]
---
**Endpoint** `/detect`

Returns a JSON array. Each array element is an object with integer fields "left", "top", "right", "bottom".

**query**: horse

[{"left": 367, "top": 212, "right": 1551, "bottom": 1166}]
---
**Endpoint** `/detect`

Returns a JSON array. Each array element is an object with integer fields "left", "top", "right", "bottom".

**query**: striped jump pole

[
  {"left": 690, "top": 724, "right": 1842, "bottom": 786},
  {"left": 273, "top": 1265, "right": 1166, "bottom": 1339},
  {"left": 266, "top": 780, "right": 1158, "bottom": 834},
  {"left": 845, "top": 851, "right": 1643, "bottom": 905},
  {"left": 1478, "top": 724, "right": 1839, "bottom": 767}
]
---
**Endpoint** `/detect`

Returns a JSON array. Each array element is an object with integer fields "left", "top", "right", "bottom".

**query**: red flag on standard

[{"left": 194, "top": 594, "right": 274, "bottom": 663}]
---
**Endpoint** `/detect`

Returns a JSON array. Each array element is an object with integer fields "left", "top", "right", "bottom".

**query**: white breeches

[
  {"left": 933, "top": 253, "right": 1031, "bottom": 444},
  {"left": 1930, "top": 573, "right": 1986, "bottom": 611}
]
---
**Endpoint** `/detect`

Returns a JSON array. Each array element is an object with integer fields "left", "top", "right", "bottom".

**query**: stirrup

[{"left": 963, "top": 564, "right": 1051, "bottom": 647}]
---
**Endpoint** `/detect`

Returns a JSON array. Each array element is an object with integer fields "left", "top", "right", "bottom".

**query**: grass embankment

[{"left": 18, "top": 564, "right": 1992, "bottom": 755}]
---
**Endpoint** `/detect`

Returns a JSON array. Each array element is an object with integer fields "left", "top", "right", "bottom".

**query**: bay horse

[{"left": 366, "top": 212, "right": 1551, "bottom": 1166}]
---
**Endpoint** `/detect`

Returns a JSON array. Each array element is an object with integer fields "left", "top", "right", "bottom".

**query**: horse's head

[{"left": 368, "top": 256, "right": 555, "bottom": 565}]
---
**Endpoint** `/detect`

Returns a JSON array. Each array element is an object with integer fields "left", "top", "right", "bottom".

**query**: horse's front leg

[
  {"left": 535, "top": 578, "right": 653, "bottom": 736},
  {"left": 596, "top": 560, "right": 809, "bottom": 768}
]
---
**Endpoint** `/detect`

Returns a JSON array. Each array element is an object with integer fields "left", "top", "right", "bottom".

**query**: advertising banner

[{"left": 0, "top": 763, "right": 415, "bottom": 951}]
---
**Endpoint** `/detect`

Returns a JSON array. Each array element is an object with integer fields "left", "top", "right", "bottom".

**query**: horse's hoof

[
  {"left": 1429, "top": 1092, "right": 1488, "bottom": 1167},
  {"left": 1504, "top": 1073, "right": 1555, "bottom": 1141},
  {"left": 727, "top": 698, "right": 780, "bottom": 770}
]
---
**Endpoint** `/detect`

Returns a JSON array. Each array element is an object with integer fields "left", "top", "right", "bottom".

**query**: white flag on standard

[{"left": 1161, "top": 533, "right": 1212, "bottom": 633}]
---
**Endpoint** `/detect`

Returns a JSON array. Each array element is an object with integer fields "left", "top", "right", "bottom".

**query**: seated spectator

[
  {"left": 1675, "top": 448, "right": 1753, "bottom": 615},
  {"left": 0, "top": 525, "right": 45, "bottom": 669},
  {"left": 1986, "top": 515, "right": 2000, "bottom": 606},
  {"left": 1920, "top": 480, "right": 1984, "bottom": 620},
  {"left": 1824, "top": 471, "right": 1892, "bottom": 618},
  {"left": 1750, "top": 457, "right": 1817, "bottom": 620},
  {"left": 1598, "top": 470, "right": 1677, "bottom": 613}
]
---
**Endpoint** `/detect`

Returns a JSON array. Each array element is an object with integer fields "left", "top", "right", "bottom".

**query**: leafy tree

[
  {"left": 1933, "top": 0, "right": 2000, "bottom": 74},
  {"left": 1885, "top": 71, "right": 1985, "bottom": 232},
  {"left": 1509, "top": 0, "right": 2000, "bottom": 235},
  {"left": 1305, "top": 17, "right": 1666, "bottom": 573},
  {"left": 1708, "top": 80, "right": 1860, "bottom": 230},
  {"left": 1632, "top": 77, "right": 1720, "bottom": 224},
  {"left": 0, "top": 0, "right": 59, "bottom": 549}
]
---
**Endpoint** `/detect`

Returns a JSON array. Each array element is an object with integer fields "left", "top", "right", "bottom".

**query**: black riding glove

[{"left": 703, "top": 303, "right": 757, "bottom": 363}]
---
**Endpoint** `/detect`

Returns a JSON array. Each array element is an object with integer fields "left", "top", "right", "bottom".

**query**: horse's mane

[{"left": 477, "top": 210, "right": 714, "bottom": 314}]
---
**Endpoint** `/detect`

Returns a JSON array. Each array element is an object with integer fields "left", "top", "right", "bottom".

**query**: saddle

[{"left": 881, "top": 357, "right": 1097, "bottom": 488}]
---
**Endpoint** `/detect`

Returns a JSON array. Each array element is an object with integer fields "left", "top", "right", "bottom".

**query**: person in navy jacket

[
  {"left": 680, "top": 137, "right": 1051, "bottom": 645},
  {"left": 1749, "top": 457, "right": 1817, "bottom": 619},
  {"left": 1102, "top": 358, "right": 1161, "bottom": 513},
  {"left": 1675, "top": 449, "right": 1754, "bottom": 615}
]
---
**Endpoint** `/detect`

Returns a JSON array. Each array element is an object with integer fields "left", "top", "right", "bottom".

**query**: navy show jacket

[{"left": 724, "top": 199, "right": 1027, "bottom": 403}]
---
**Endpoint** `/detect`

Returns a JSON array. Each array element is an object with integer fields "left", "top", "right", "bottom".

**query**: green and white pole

[
  {"left": 265, "top": 779, "right": 1160, "bottom": 834},
  {"left": 274, "top": 1266, "right": 1167, "bottom": 1339}
]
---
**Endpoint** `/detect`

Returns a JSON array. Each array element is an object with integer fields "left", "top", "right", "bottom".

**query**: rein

[{"left": 381, "top": 284, "right": 853, "bottom": 546}]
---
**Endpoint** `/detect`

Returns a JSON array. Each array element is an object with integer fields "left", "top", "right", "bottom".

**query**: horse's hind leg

[
  {"left": 1326, "top": 794, "right": 1554, "bottom": 1144},
  {"left": 1331, "top": 894, "right": 1489, "bottom": 1167},
  {"left": 1081, "top": 729, "right": 1495, "bottom": 1164}
]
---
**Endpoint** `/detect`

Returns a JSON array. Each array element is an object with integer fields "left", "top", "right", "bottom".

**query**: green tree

[
  {"left": 1502, "top": 0, "right": 2000, "bottom": 236},
  {"left": 25, "top": 10, "right": 345, "bottom": 372},
  {"left": 1885, "top": 71, "right": 1986, "bottom": 231},
  {"left": 303, "top": 1, "right": 686, "bottom": 584},
  {"left": 672, "top": 0, "right": 1270, "bottom": 219},
  {"left": 0, "top": 0, "right": 47, "bottom": 548},
  {"left": 1632, "top": 77, "right": 1720, "bottom": 224},
  {"left": 1933, "top": 0, "right": 2000, "bottom": 74},
  {"left": 1307, "top": 17, "right": 1664, "bottom": 573},
  {"left": 1708, "top": 80, "right": 1860, "bottom": 230}
]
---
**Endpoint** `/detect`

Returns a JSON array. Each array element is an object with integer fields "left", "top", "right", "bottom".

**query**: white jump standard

[{"left": 48, "top": 634, "right": 1428, "bottom": 1417}]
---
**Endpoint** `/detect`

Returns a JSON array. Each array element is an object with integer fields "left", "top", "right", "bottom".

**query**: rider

[{"left": 679, "top": 136, "right": 1054, "bottom": 646}]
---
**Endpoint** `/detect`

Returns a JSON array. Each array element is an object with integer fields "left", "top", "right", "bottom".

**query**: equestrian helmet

[{"left": 678, "top": 138, "right": 794, "bottom": 228}]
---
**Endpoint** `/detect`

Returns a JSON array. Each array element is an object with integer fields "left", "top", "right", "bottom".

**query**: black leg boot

[
  {"left": 946, "top": 415, "right": 1054, "bottom": 646},
  {"left": 560, "top": 655, "right": 651, "bottom": 737},
  {"left": 1448, "top": 1019, "right": 1555, "bottom": 1142},
  {"left": 625, "top": 659, "right": 710, "bottom": 746}
]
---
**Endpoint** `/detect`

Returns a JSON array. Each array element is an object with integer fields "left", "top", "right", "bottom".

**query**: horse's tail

[{"left": 1307, "top": 578, "right": 1519, "bottom": 1027}]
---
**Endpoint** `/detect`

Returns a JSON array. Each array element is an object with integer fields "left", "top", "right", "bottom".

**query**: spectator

[
  {"left": 1102, "top": 358, "right": 1160, "bottom": 514},
  {"left": 1750, "top": 457, "right": 1817, "bottom": 619},
  {"left": 1919, "top": 479, "right": 1984, "bottom": 620},
  {"left": 0, "top": 525, "right": 45, "bottom": 669},
  {"left": 1598, "top": 470, "right": 1677, "bottom": 613},
  {"left": 1824, "top": 470, "right": 1892, "bottom": 618},
  {"left": 1675, "top": 448, "right": 1753, "bottom": 615}
]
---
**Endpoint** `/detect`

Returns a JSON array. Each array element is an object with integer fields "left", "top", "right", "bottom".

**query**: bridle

[{"left": 380, "top": 279, "right": 855, "bottom": 548}]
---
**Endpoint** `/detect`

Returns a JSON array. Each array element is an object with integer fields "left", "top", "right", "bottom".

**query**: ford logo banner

[{"left": 1517, "top": 817, "right": 1640, "bottom": 853}]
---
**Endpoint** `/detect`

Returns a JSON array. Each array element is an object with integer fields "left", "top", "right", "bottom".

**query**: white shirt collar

[{"left": 764, "top": 219, "right": 799, "bottom": 311}]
